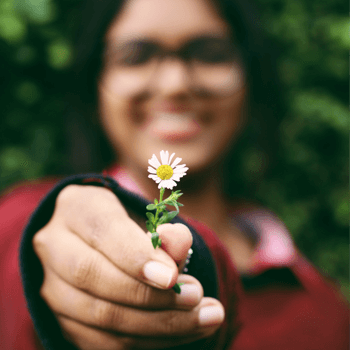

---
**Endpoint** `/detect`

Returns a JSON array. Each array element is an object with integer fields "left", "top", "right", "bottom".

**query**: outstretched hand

[{"left": 33, "top": 185, "right": 225, "bottom": 349}]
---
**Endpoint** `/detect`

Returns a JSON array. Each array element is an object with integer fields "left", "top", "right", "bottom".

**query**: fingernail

[
  {"left": 176, "top": 284, "right": 201, "bottom": 305},
  {"left": 198, "top": 305, "right": 225, "bottom": 327},
  {"left": 143, "top": 261, "right": 174, "bottom": 288}
]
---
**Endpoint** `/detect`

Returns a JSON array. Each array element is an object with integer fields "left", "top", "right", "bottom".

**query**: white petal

[
  {"left": 150, "top": 175, "right": 162, "bottom": 183},
  {"left": 168, "top": 153, "right": 175, "bottom": 165},
  {"left": 174, "top": 173, "right": 186, "bottom": 179},
  {"left": 158, "top": 180, "right": 165, "bottom": 189},
  {"left": 171, "top": 174, "right": 182, "bottom": 182},
  {"left": 159, "top": 179, "right": 176, "bottom": 190},
  {"left": 174, "top": 163, "right": 187, "bottom": 169},
  {"left": 173, "top": 167, "right": 188, "bottom": 174},
  {"left": 148, "top": 154, "right": 161, "bottom": 168},
  {"left": 159, "top": 180, "right": 167, "bottom": 189},
  {"left": 174, "top": 164, "right": 188, "bottom": 170},
  {"left": 171, "top": 157, "right": 182, "bottom": 168},
  {"left": 147, "top": 166, "right": 157, "bottom": 174},
  {"left": 174, "top": 173, "right": 186, "bottom": 181},
  {"left": 160, "top": 150, "right": 169, "bottom": 165},
  {"left": 168, "top": 180, "right": 177, "bottom": 189}
]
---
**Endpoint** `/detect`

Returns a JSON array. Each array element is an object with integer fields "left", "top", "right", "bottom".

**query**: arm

[{"left": 19, "top": 174, "right": 241, "bottom": 349}]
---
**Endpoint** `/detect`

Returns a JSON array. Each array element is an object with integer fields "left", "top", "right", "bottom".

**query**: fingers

[
  {"left": 35, "top": 227, "right": 202, "bottom": 309},
  {"left": 34, "top": 185, "right": 226, "bottom": 350},
  {"left": 51, "top": 185, "right": 179, "bottom": 289},
  {"left": 41, "top": 273, "right": 225, "bottom": 338},
  {"left": 58, "top": 316, "right": 216, "bottom": 350}
]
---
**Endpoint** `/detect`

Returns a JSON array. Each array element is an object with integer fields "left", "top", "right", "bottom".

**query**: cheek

[
  {"left": 207, "top": 91, "right": 246, "bottom": 151},
  {"left": 98, "top": 87, "right": 131, "bottom": 152},
  {"left": 181, "top": 101, "right": 245, "bottom": 172}
]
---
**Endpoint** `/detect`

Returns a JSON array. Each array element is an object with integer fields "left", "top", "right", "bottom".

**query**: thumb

[{"left": 155, "top": 223, "right": 193, "bottom": 272}]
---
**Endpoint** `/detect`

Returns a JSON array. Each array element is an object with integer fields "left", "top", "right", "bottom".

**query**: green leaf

[
  {"left": 172, "top": 283, "right": 184, "bottom": 294},
  {"left": 164, "top": 191, "right": 183, "bottom": 204},
  {"left": 151, "top": 232, "right": 161, "bottom": 249},
  {"left": 146, "top": 212, "right": 154, "bottom": 222},
  {"left": 158, "top": 210, "right": 179, "bottom": 225},
  {"left": 157, "top": 204, "right": 167, "bottom": 211},
  {"left": 158, "top": 212, "right": 169, "bottom": 225},
  {"left": 146, "top": 221, "right": 153, "bottom": 233},
  {"left": 146, "top": 204, "right": 157, "bottom": 210},
  {"left": 166, "top": 200, "right": 177, "bottom": 207},
  {"left": 167, "top": 211, "right": 179, "bottom": 221}
]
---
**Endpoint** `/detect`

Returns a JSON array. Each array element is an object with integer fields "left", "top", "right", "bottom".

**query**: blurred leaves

[
  {"left": 47, "top": 39, "right": 72, "bottom": 69},
  {"left": 254, "top": 0, "right": 348, "bottom": 297},
  {"left": 0, "top": 0, "right": 348, "bottom": 296},
  {"left": 14, "top": 0, "right": 56, "bottom": 24}
]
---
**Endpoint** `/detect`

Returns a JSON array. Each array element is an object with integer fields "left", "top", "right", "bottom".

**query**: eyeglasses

[{"left": 101, "top": 36, "right": 245, "bottom": 97}]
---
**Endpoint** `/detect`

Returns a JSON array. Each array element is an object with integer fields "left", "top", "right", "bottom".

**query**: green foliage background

[{"left": 0, "top": 0, "right": 348, "bottom": 296}]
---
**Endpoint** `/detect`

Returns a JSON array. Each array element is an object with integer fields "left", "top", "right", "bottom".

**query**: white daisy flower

[{"left": 148, "top": 150, "right": 188, "bottom": 190}]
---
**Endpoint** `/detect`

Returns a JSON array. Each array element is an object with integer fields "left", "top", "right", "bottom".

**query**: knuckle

[
  {"left": 39, "top": 280, "right": 48, "bottom": 303},
  {"left": 56, "top": 185, "right": 81, "bottom": 206},
  {"left": 39, "top": 278, "right": 56, "bottom": 311},
  {"left": 32, "top": 227, "right": 51, "bottom": 258},
  {"left": 71, "top": 255, "right": 99, "bottom": 289},
  {"left": 161, "top": 310, "right": 183, "bottom": 334},
  {"left": 132, "top": 281, "right": 153, "bottom": 305},
  {"left": 32, "top": 229, "right": 45, "bottom": 254},
  {"left": 92, "top": 300, "right": 120, "bottom": 329},
  {"left": 85, "top": 215, "right": 110, "bottom": 249}
]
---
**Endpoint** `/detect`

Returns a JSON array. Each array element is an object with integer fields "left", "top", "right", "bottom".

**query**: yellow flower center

[{"left": 157, "top": 165, "right": 173, "bottom": 180}]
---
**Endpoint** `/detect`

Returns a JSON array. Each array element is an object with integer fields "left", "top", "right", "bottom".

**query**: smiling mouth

[{"left": 145, "top": 112, "right": 202, "bottom": 142}]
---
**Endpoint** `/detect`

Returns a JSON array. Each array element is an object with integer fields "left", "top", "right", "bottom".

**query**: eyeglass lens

[{"left": 102, "top": 35, "right": 245, "bottom": 96}]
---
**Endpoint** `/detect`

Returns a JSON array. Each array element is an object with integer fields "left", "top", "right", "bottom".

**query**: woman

[{"left": 0, "top": 0, "right": 348, "bottom": 349}]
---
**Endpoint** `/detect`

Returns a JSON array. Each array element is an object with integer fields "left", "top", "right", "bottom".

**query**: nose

[{"left": 151, "top": 57, "right": 191, "bottom": 96}]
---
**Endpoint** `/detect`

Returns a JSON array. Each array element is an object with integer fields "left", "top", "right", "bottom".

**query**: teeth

[
  {"left": 156, "top": 113, "right": 195, "bottom": 120},
  {"left": 150, "top": 112, "right": 199, "bottom": 134}
]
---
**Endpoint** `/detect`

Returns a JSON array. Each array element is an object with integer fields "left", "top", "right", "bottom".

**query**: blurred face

[{"left": 99, "top": 0, "right": 246, "bottom": 175}]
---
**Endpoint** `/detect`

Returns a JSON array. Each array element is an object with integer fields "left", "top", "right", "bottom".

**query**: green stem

[
  {"left": 149, "top": 187, "right": 182, "bottom": 294},
  {"left": 154, "top": 208, "right": 160, "bottom": 230},
  {"left": 154, "top": 187, "right": 165, "bottom": 229},
  {"left": 159, "top": 187, "right": 165, "bottom": 202}
]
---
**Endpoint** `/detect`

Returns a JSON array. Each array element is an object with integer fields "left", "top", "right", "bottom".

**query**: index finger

[{"left": 54, "top": 185, "right": 179, "bottom": 289}]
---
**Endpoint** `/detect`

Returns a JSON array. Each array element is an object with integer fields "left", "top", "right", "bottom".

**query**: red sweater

[{"left": 0, "top": 176, "right": 348, "bottom": 350}]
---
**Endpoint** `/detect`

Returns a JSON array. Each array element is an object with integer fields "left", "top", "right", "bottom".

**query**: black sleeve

[{"left": 19, "top": 174, "right": 219, "bottom": 350}]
